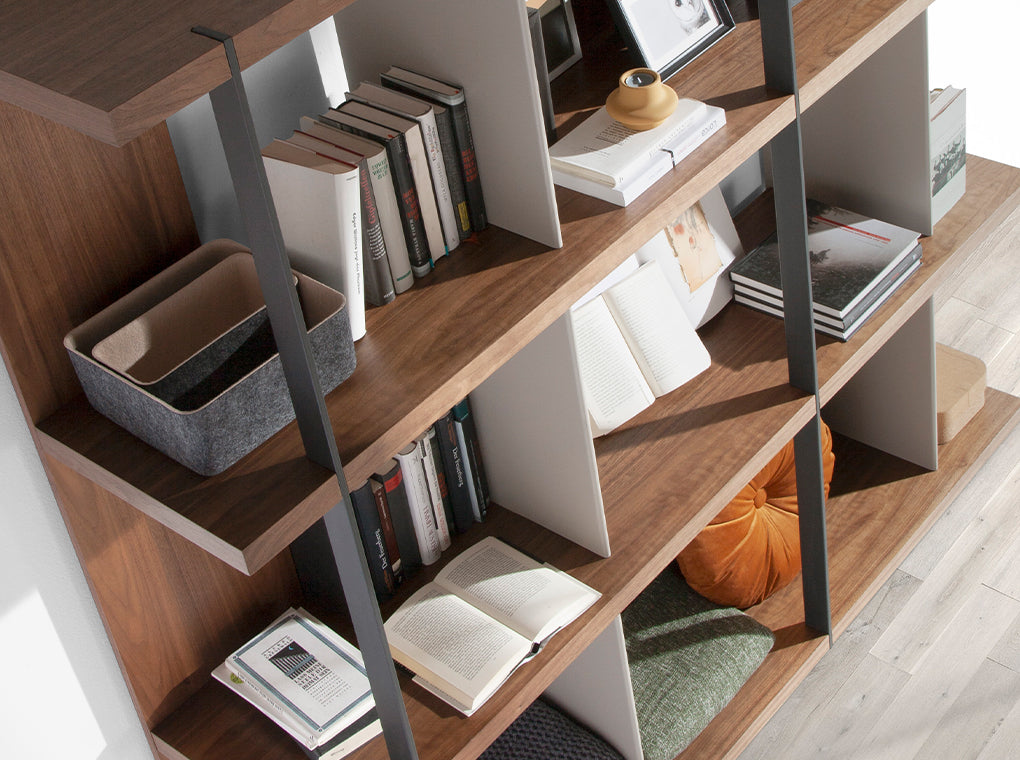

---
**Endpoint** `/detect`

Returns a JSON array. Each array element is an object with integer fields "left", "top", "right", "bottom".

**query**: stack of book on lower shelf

[
  {"left": 548, "top": 96, "right": 726, "bottom": 206},
  {"left": 262, "top": 66, "right": 488, "bottom": 341},
  {"left": 213, "top": 608, "right": 381, "bottom": 760},
  {"left": 350, "top": 397, "right": 492, "bottom": 601},
  {"left": 728, "top": 200, "right": 923, "bottom": 341}
]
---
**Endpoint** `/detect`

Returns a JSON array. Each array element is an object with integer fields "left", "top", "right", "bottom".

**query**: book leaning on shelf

[
  {"left": 346, "top": 81, "right": 462, "bottom": 254},
  {"left": 728, "top": 200, "right": 922, "bottom": 341},
  {"left": 384, "top": 537, "right": 600, "bottom": 715},
  {"left": 549, "top": 98, "right": 726, "bottom": 206},
  {"left": 299, "top": 115, "right": 415, "bottom": 294},
  {"left": 571, "top": 258, "right": 712, "bottom": 436},
  {"left": 261, "top": 139, "right": 366, "bottom": 341},
  {"left": 213, "top": 608, "right": 381, "bottom": 759},
  {"left": 380, "top": 65, "right": 487, "bottom": 235}
]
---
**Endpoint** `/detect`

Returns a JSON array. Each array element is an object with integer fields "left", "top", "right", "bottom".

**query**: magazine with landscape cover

[{"left": 728, "top": 200, "right": 921, "bottom": 319}]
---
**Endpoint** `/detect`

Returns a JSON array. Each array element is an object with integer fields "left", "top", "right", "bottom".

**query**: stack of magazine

[
  {"left": 548, "top": 97, "right": 726, "bottom": 206},
  {"left": 728, "top": 200, "right": 922, "bottom": 341},
  {"left": 213, "top": 608, "right": 381, "bottom": 759}
]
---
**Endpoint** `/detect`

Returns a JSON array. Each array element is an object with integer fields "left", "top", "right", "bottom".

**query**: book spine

[
  {"left": 381, "top": 75, "right": 484, "bottom": 235},
  {"left": 364, "top": 152, "right": 413, "bottom": 294},
  {"left": 350, "top": 480, "right": 396, "bottom": 598},
  {"left": 394, "top": 442, "right": 443, "bottom": 565},
  {"left": 420, "top": 429, "right": 452, "bottom": 550},
  {"left": 358, "top": 158, "right": 395, "bottom": 306},
  {"left": 375, "top": 460, "right": 422, "bottom": 573},
  {"left": 433, "top": 106, "right": 472, "bottom": 240},
  {"left": 447, "top": 98, "right": 487, "bottom": 234},
  {"left": 418, "top": 110, "right": 461, "bottom": 253},
  {"left": 433, "top": 410, "right": 475, "bottom": 533},
  {"left": 452, "top": 398, "right": 490, "bottom": 521},
  {"left": 324, "top": 115, "right": 432, "bottom": 278},
  {"left": 369, "top": 475, "right": 403, "bottom": 585}
]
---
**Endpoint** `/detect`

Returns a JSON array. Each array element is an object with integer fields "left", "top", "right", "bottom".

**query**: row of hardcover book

[
  {"left": 263, "top": 66, "right": 487, "bottom": 341},
  {"left": 350, "top": 396, "right": 491, "bottom": 601}
]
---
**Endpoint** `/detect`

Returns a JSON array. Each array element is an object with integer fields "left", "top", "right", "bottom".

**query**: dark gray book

[
  {"left": 373, "top": 460, "right": 422, "bottom": 575},
  {"left": 380, "top": 66, "right": 487, "bottom": 235},
  {"left": 433, "top": 409, "right": 474, "bottom": 533},
  {"left": 729, "top": 199, "right": 921, "bottom": 319},
  {"left": 319, "top": 107, "right": 433, "bottom": 278}
]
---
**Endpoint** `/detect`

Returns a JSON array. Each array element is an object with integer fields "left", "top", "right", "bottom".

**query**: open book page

[
  {"left": 226, "top": 608, "right": 374, "bottom": 748},
  {"left": 602, "top": 259, "right": 711, "bottom": 397},
  {"left": 571, "top": 294, "right": 656, "bottom": 436},
  {"left": 434, "top": 536, "right": 601, "bottom": 644},
  {"left": 384, "top": 585, "right": 534, "bottom": 710}
]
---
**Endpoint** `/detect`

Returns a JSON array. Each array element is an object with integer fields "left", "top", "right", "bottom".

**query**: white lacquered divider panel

[
  {"left": 824, "top": 299, "right": 938, "bottom": 470},
  {"left": 801, "top": 12, "right": 933, "bottom": 237},
  {"left": 470, "top": 312, "right": 611, "bottom": 558},
  {"left": 543, "top": 616, "right": 644, "bottom": 760},
  {"left": 334, "top": 0, "right": 562, "bottom": 249}
]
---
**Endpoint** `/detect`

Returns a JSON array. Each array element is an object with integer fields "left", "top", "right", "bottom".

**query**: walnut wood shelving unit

[{"left": 2, "top": 1, "right": 1018, "bottom": 760}]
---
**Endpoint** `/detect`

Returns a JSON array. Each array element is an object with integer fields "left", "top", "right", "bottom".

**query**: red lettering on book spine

[{"left": 461, "top": 149, "right": 478, "bottom": 183}]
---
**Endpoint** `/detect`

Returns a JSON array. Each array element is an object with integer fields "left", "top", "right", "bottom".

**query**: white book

[
  {"left": 262, "top": 140, "right": 365, "bottom": 340},
  {"left": 298, "top": 116, "right": 415, "bottom": 294},
  {"left": 383, "top": 537, "right": 600, "bottom": 714},
  {"left": 570, "top": 259, "right": 711, "bottom": 437},
  {"left": 394, "top": 439, "right": 443, "bottom": 565},
  {"left": 346, "top": 81, "right": 461, "bottom": 253},
  {"left": 549, "top": 97, "right": 708, "bottom": 187},
  {"left": 216, "top": 608, "right": 376, "bottom": 751},
  {"left": 551, "top": 105, "right": 726, "bottom": 206},
  {"left": 419, "top": 427, "right": 452, "bottom": 550},
  {"left": 339, "top": 100, "right": 448, "bottom": 263}
]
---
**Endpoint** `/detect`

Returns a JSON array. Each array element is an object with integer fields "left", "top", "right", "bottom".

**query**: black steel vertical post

[
  {"left": 757, "top": 3, "right": 832, "bottom": 636},
  {"left": 194, "top": 27, "right": 419, "bottom": 759}
]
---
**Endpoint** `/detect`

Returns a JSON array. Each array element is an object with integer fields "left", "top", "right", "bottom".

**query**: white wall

[{"left": 0, "top": 3, "right": 1012, "bottom": 758}]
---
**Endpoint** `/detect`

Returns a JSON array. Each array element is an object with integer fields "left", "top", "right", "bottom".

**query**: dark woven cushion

[
  {"left": 479, "top": 697, "right": 623, "bottom": 760},
  {"left": 623, "top": 567, "right": 775, "bottom": 760}
]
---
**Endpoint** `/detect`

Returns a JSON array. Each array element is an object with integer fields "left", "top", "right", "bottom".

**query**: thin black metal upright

[
  {"left": 757, "top": 2, "right": 832, "bottom": 636},
  {"left": 193, "top": 27, "right": 419, "bottom": 760}
]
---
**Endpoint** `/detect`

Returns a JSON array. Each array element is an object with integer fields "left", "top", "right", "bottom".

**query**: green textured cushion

[{"left": 622, "top": 567, "right": 775, "bottom": 760}]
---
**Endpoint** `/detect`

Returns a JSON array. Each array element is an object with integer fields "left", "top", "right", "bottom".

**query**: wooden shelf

[
  {"left": 0, "top": 0, "right": 362, "bottom": 146},
  {"left": 33, "top": 47, "right": 797, "bottom": 577},
  {"left": 6, "top": 1, "right": 1020, "bottom": 760}
]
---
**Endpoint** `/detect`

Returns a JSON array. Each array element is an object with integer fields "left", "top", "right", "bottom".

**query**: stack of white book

[
  {"left": 729, "top": 200, "right": 922, "bottom": 341},
  {"left": 213, "top": 608, "right": 381, "bottom": 759},
  {"left": 548, "top": 97, "right": 726, "bottom": 206}
]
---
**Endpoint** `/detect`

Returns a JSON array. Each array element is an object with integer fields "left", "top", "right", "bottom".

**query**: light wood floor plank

[
  {"left": 988, "top": 610, "right": 1020, "bottom": 672},
  {"left": 869, "top": 457, "right": 1020, "bottom": 673},
  {"left": 857, "top": 585, "right": 1020, "bottom": 760},
  {"left": 898, "top": 422, "right": 1020, "bottom": 580},
  {"left": 912, "top": 658, "right": 1020, "bottom": 760},
  {"left": 973, "top": 696, "right": 1020, "bottom": 760},
  {"left": 737, "top": 571, "right": 919, "bottom": 760}
]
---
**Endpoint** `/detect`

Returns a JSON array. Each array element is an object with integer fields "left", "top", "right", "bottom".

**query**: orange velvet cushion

[{"left": 677, "top": 421, "right": 835, "bottom": 609}]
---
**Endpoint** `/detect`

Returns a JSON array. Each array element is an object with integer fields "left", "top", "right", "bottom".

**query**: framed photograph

[{"left": 608, "top": 0, "right": 735, "bottom": 80}]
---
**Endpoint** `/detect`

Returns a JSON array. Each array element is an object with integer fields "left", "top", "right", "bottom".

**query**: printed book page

[
  {"left": 548, "top": 98, "right": 706, "bottom": 187},
  {"left": 383, "top": 537, "right": 600, "bottom": 712},
  {"left": 603, "top": 260, "right": 712, "bottom": 398},
  {"left": 572, "top": 294, "right": 656, "bottom": 436},
  {"left": 226, "top": 608, "right": 374, "bottom": 746}
]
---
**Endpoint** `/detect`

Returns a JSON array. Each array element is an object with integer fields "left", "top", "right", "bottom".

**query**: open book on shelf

[
  {"left": 571, "top": 258, "right": 712, "bottom": 437},
  {"left": 213, "top": 608, "right": 381, "bottom": 758},
  {"left": 383, "top": 536, "right": 600, "bottom": 715}
]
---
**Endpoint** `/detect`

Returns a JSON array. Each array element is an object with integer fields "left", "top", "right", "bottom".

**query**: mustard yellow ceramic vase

[{"left": 605, "top": 67, "right": 679, "bottom": 131}]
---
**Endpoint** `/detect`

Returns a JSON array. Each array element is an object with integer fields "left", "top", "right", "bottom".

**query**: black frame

[{"left": 608, "top": 0, "right": 735, "bottom": 80}]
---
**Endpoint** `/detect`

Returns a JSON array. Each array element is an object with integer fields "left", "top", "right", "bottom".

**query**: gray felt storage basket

[{"left": 64, "top": 239, "right": 356, "bottom": 476}]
